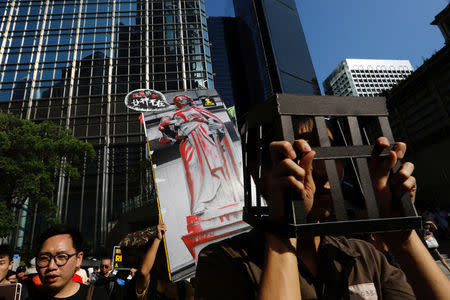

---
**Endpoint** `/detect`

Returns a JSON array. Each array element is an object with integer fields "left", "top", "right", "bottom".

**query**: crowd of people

[
  {"left": 417, "top": 207, "right": 450, "bottom": 272},
  {"left": 1, "top": 118, "right": 450, "bottom": 300},
  {"left": 0, "top": 222, "right": 191, "bottom": 300},
  {"left": 420, "top": 208, "right": 450, "bottom": 239}
]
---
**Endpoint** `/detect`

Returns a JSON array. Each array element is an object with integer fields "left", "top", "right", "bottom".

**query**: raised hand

[
  {"left": 157, "top": 223, "right": 167, "bottom": 241},
  {"left": 369, "top": 137, "right": 417, "bottom": 217},
  {"left": 266, "top": 140, "right": 316, "bottom": 221}
]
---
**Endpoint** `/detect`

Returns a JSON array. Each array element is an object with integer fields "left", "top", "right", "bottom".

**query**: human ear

[{"left": 76, "top": 252, "right": 84, "bottom": 268}]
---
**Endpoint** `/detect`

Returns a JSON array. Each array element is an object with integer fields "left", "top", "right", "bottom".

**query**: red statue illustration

[{"left": 158, "top": 95, "right": 243, "bottom": 216}]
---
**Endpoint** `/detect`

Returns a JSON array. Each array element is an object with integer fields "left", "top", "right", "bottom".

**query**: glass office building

[
  {"left": 207, "top": 16, "right": 266, "bottom": 128},
  {"left": 207, "top": 17, "right": 235, "bottom": 109},
  {"left": 233, "top": 0, "right": 320, "bottom": 102},
  {"left": 0, "top": 0, "right": 213, "bottom": 250}
]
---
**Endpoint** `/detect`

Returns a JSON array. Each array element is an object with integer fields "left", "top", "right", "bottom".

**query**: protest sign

[{"left": 140, "top": 89, "right": 250, "bottom": 281}]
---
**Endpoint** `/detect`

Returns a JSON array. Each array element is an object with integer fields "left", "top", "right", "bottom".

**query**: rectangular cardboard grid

[{"left": 242, "top": 94, "right": 421, "bottom": 236}]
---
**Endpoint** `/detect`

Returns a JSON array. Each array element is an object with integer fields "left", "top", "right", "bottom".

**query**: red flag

[{"left": 138, "top": 115, "right": 144, "bottom": 124}]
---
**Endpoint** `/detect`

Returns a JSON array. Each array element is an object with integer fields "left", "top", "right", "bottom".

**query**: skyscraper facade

[
  {"left": 207, "top": 16, "right": 266, "bottom": 127},
  {"left": 323, "top": 59, "right": 414, "bottom": 97},
  {"left": 207, "top": 17, "right": 235, "bottom": 109},
  {"left": 233, "top": 0, "right": 320, "bottom": 104},
  {"left": 0, "top": 0, "right": 213, "bottom": 249}
]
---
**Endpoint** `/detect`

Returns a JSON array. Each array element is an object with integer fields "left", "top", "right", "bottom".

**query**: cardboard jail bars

[{"left": 242, "top": 94, "right": 421, "bottom": 237}]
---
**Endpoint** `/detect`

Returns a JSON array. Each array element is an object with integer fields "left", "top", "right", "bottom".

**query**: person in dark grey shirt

[{"left": 196, "top": 118, "right": 449, "bottom": 300}]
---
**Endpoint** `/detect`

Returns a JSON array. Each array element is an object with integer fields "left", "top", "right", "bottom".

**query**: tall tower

[
  {"left": 207, "top": 17, "right": 236, "bottom": 109},
  {"left": 207, "top": 16, "right": 266, "bottom": 126},
  {"left": 233, "top": 0, "right": 320, "bottom": 102},
  {"left": 0, "top": 0, "right": 213, "bottom": 249}
]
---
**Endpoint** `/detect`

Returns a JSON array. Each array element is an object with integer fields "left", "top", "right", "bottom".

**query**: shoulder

[
  {"left": 80, "top": 282, "right": 110, "bottom": 300},
  {"left": 195, "top": 230, "right": 265, "bottom": 300},
  {"left": 90, "top": 284, "right": 111, "bottom": 300},
  {"left": 333, "top": 236, "right": 378, "bottom": 252},
  {"left": 93, "top": 276, "right": 111, "bottom": 286},
  {"left": 326, "top": 235, "right": 396, "bottom": 272},
  {"left": 75, "top": 283, "right": 89, "bottom": 295},
  {"left": 198, "top": 229, "right": 265, "bottom": 265}
]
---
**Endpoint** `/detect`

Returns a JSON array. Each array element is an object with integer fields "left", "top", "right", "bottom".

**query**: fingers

[
  {"left": 274, "top": 157, "right": 306, "bottom": 178},
  {"left": 370, "top": 138, "right": 406, "bottom": 188},
  {"left": 157, "top": 223, "right": 167, "bottom": 232},
  {"left": 298, "top": 150, "right": 316, "bottom": 192},
  {"left": 269, "top": 141, "right": 297, "bottom": 165},
  {"left": 390, "top": 162, "right": 414, "bottom": 186},
  {"left": 269, "top": 139, "right": 311, "bottom": 163},
  {"left": 373, "top": 139, "right": 413, "bottom": 199},
  {"left": 270, "top": 158, "right": 307, "bottom": 196},
  {"left": 267, "top": 140, "right": 315, "bottom": 220},
  {"left": 268, "top": 140, "right": 315, "bottom": 196},
  {"left": 393, "top": 175, "right": 417, "bottom": 202},
  {"left": 270, "top": 140, "right": 314, "bottom": 182},
  {"left": 270, "top": 175, "right": 306, "bottom": 194},
  {"left": 393, "top": 142, "right": 406, "bottom": 159},
  {"left": 293, "top": 139, "right": 312, "bottom": 154},
  {"left": 375, "top": 137, "right": 397, "bottom": 171}
]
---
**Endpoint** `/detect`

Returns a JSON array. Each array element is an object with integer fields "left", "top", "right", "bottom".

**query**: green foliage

[
  {"left": 0, "top": 201, "right": 16, "bottom": 237},
  {"left": 0, "top": 112, "right": 95, "bottom": 236}
]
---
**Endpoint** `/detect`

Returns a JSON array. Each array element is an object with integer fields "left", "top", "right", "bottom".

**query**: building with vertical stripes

[{"left": 0, "top": 0, "right": 213, "bottom": 250}]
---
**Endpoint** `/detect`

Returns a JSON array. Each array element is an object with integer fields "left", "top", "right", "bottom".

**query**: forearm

[
  {"left": 387, "top": 230, "right": 449, "bottom": 300},
  {"left": 136, "top": 238, "right": 161, "bottom": 292},
  {"left": 141, "top": 238, "right": 161, "bottom": 275},
  {"left": 258, "top": 234, "right": 301, "bottom": 300}
]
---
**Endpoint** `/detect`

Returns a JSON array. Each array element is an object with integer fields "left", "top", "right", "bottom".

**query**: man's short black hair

[
  {"left": 16, "top": 266, "right": 26, "bottom": 273},
  {"left": 0, "top": 244, "right": 12, "bottom": 261},
  {"left": 7, "top": 270, "right": 15, "bottom": 278},
  {"left": 35, "top": 225, "right": 83, "bottom": 255}
]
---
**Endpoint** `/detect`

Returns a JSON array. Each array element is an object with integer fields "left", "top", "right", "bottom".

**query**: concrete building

[
  {"left": 432, "top": 3, "right": 450, "bottom": 44},
  {"left": 386, "top": 4, "right": 450, "bottom": 210},
  {"left": 0, "top": 0, "right": 214, "bottom": 250},
  {"left": 323, "top": 59, "right": 414, "bottom": 97}
]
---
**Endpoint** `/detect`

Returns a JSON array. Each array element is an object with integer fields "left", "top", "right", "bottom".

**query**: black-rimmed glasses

[{"left": 37, "top": 253, "right": 77, "bottom": 267}]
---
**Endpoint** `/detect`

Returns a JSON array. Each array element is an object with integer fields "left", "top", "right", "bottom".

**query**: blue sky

[{"left": 206, "top": 0, "right": 448, "bottom": 93}]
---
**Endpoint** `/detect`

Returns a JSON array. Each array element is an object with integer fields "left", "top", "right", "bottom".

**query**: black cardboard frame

[{"left": 242, "top": 94, "right": 421, "bottom": 237}]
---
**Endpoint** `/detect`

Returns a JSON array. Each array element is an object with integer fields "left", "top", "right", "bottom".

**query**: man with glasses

[{"left": 30, "top": 225, "right": 109, "bottom": 300}]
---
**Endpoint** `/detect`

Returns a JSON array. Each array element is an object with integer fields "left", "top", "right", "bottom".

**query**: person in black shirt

[{"left": 29, "top": 225, "right": 109, "bottom": 300}]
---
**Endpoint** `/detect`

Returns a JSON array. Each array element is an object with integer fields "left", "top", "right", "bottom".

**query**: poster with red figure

[{"left": 141, "top": 89, "right": 250, "bottom": 282}]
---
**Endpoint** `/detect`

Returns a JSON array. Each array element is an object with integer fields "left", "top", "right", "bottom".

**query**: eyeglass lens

[{"left": 37, "top": 254, "right": 73, "bottom": 267}]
